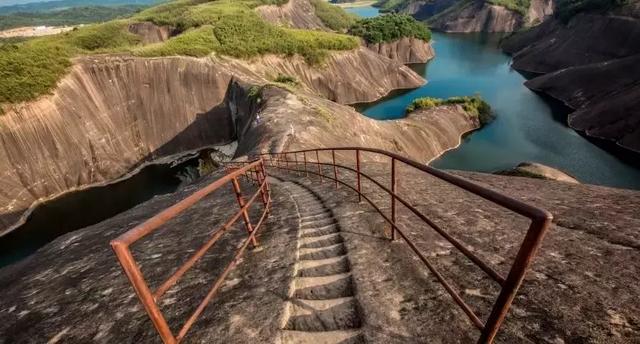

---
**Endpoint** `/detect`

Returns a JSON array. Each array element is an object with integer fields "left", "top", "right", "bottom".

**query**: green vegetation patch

[
  {"left": 309, "top": 0, "right": 356, "bottom": 31},
  {"left": 406, "top": 96, "right": 494, "bottom": 125},
  {"left": 0, "top": 0, "right": 359, "bottom": 107},
  {"left": 556, "top": 0, "right": 628, "bottom": 21},
  {"left": 349, "top": 14, "right": 431, "bottom": 43},
  {"left": 374, "top": 0, "right": 407, "bottom": 12},
  {"left": 0, "top": 5, "right": 148, "bottom": 31},
  {"left": 486, "top": 0, "right": 530, "bottom": 16},
  {"left": 274, "top": 73, "right": 298, "bottom": 86}
]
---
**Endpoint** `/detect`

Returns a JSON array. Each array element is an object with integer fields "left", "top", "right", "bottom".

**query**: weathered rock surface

[
  {"left": 255, "top": 0, "right": 327, "bottom": 30},
  {"left": 242, "top": 47, "right": 425, "bottom": 104},
  {"left": 127, "top": 22, "right": 175, "bottom": 44},
  {"left": 364, "top": 37, "right": 435, "bottom": 64},
  {"left": 0, "top": 48, "right": 425, "bottom": 235},
  {"left": 525, "top": 54, "right": 640, "bottom": 153},
  {"left": 1, "top": 163, "right": 639, "bottom": 342},
  {"left": 527, "top": 0, "right": 555, "bottom": 25},
  {"left": 496, "top": 162, "right": 580, "bottom": 183},
  {"left": 235, "top": 86, "right": 481, "bottom": 164},
  {"left": 503, "top": 14, "right": 640, "bottom": 73},
  {"left": 429, "top": 2, "right": 522, "bottom": 32},
  {"left": 503, "top": 13, "right": 640, "bottom": 153}
]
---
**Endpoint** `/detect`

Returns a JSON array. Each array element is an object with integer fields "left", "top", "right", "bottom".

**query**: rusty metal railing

[
  {"left": 262, "top": 147, "right": 552, "bottom": 344},
  {"left": 110, "top": 159, "right": 271, "bottom": 344}
]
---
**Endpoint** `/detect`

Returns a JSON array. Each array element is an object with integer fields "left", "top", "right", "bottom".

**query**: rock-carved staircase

[{"left": 279, "top": 182, "right": 364, "bottom": 344}]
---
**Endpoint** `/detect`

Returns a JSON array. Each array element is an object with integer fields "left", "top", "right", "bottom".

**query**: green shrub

[
  {"left": 349, "top": 14, "right": 431, "bottom": 44},
  {"left": 135, "top": 25, "right": 219, "bottom": 57},
  {"left": 274, "top": 73, "right": 298, "bottom": 85},
  {"left": 486, "top": 0, "right": 530, "bottom": 16},
  {"left": 0, "top": 0, "right": 358, "bottom": 106},
  {"left": 309, "top": 0, "right": 357, "bottom": 31},
  {"left": 0, "top": 40, "right": 74, "bottom": 104},
  {"left": 67, "top": 21, "right": 140, "bottom": 51},
  {"left": 406, "top": 95, "right": 493, "bottom": 125}
]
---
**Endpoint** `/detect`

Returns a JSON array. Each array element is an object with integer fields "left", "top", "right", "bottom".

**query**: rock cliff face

[
  {"left": 0, "top": 44, "right": 430, "bottom": 235},
  {"left": 364, "top": 37, "right": 435, "bottom": 64},
  {"left": 503, "top": 12, "right": 640, "bottom": 153},
  {"left": 255, "top": 0, "right": 327, "bottom": 30},
  {"left": 241, "top": 47, "right": 425, "bottom": 104},
  {"left": 127, "top": 22, "right": 175, "bottom": 44},
  {"left": 503, "top": 14, "right": 640, "bottom": 73},
  {"left": 429, "top": 2, "right": 522, "bottom": 32},
  {"left": 235, "top": 85, "right": 481, "bottom": 163}
]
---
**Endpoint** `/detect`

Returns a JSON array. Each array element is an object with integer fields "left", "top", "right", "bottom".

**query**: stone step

[
  {"left": 283, "top": 298, "right": 361, "bottom": 331},
  {"left": 297, "top": 256, "right": 349, "bottom": 277},
  {"left": 300, "top": 217, "right": 337, "bottom": 228},
  {"left": 299, "top": 226, "right": 340, "bottom": 239},
  {"left": 294, "top": 274, "right": 354, "bottom": 300},
  {"left": 279, "top": 330, "right": 364, "bottom": 344},
  {"left": 299, "top": 233, "right": 343, "bottom": 249},
  {"left": 299, "top": 244, "right": 346, "bottom": 261}
]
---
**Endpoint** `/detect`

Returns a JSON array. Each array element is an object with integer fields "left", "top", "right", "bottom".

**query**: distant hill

[
  {"left": 0, "top": 5, "right": 147, "bottom": 29},
  {"left": 0, "top": 0, "right": 162, "bottom": 14}
]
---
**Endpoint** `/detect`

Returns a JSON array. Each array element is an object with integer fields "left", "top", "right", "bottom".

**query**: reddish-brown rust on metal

[
  {"left": 355, "top": 149, "right": 361, "bottom": 203},
  {"left": 390, "top": 157, "right": 397, "bottom": 241},
  {"left": 110, "top": 159, "right": 271, "bottom": 344},
  {"left": 332, "top": 150, "right": 338, "bottom": 189},
  {"left": 303, "top": 151, "right": 308, "bottom": 177},
  {"left": 261, "top": 147, "right": 552, "bottom": 344},
  {"left": 316, "top": 150, "right": 322, "bottom": 182},
  {"left": 232, "top": 177, "right": 258, "bottom": 248}
]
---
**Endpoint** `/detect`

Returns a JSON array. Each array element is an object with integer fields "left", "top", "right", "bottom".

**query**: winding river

[{"left": 346, "top": 5, "right": 640, "bottom": 190}]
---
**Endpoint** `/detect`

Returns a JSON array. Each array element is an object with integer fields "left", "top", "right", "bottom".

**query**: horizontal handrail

[
  {"left": 262, "top": 147, "right": 552, "bottom": 344},
  {"left": 111, "top": 159, "right": 271, "bottom": 344}
]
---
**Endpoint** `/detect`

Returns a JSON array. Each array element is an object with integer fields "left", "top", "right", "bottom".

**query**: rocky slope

[
  {"left": 364, "top": 36, "right": 435, "bottom": 64},
  {"left": 0, "top": 46, "right": 427, "bottom": 235},
  {"left": 503, "top": 11, "right": 640, "bottom": 153},
  {"left": 429, "top": 1, "right": 523, "bottom": 32},
  {"left": 1, "top": 162, "right": 638, "bottom": 342},
  {"left": 255, "top": 0, "right": 327, "bottom": 30},
  {"left": 496, "top": 162, "right": 580, "bottom": 183},
  {"left": 388, "top": 0, "right": 555, "bottom": 32},
  {"left": 234, "top": 83, "right": 481, "bottom": 161}
]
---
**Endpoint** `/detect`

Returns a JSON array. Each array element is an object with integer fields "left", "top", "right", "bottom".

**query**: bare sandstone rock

[{"left": 365, "top": 37, "right": 435, "bottom": 64}]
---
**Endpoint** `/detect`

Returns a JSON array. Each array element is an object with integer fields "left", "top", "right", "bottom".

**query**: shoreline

[{"left": 334, "top": 1, "right": 377, "bottom": 9}]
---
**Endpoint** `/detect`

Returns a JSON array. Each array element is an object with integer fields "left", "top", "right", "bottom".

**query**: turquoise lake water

[{"left": 345, "top": 6, "right": 640, "bottom": 189}]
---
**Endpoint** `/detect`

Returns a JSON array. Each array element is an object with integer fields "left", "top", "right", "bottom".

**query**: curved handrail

[
  {"left": 261, "top": 147, "right": 552, "bottom": 344},
  {"left": 111, "top": 159, "right": 271, "bottom": 344}
]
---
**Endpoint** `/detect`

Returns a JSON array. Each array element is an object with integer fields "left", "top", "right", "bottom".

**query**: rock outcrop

[
  {"left": 391, "top": 0, "right": 554, "bottom": 32},
  {"left": 0, "top": 47, "right": 427, "bottom": 235},
  {"left": 127, "top": 22, "right": 175, "bottom": 44},
  {"left": 429, "top": 2, "right": 522, "bottom": 32},
  {"left": 496, "top": 162, "right": 580, "bottom": 183},
  {"left": 241, "top": 47, "right": 425, "bottom": 104},
  {"left": 255, "top": 0, "right": 327, "bottom": 30},
  {"left": 1, "top": 161, "right": 639, "bottom": 342},
  {"left": 503, "top": 14, "right": 640, "bottom": 73},
  {"left": 503, "top": 12, "right": 640, "bottom": 153},
  {"left": 364, "top": 37, "right": 435, "bottom": 64},
  {"left": 235, "top": 85, "right": 481, "bottom": 162}
]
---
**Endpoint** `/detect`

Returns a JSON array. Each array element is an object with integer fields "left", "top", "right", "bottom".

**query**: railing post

[
  {"left": 303, "top": 151, "right": 308, "bottom": 177},
  {"left": 260, "top": 159, "right": 271, "bottom": 212},
  {"left": 295, "top": 152, "right": 300, "bottom": 176},
  {"left": 316, "top": 150, "right": 323, "bottom": 183},
  {"left": 111, "top": 244, "right": 177, "bottom": 344},
  {"left": 356, "top": 149, "right": 361, "bottom": 203},
  {"left": 391, "top": 157, "right": 396, "bottom": 241},
  {"left": 256, "top": 162, "right": 269, "bottom": 214},
  {"left": 332, "top": 150, "right": 338, "bottom": 189},
  {"left": 285, "top": 153, "right": 290, "bottom": 174},
  {"left": 477, "top": 217, "right": 552, "bottom": 343},
  {"left": 231, "top": 177, "right": 258, "bottom": 248}
]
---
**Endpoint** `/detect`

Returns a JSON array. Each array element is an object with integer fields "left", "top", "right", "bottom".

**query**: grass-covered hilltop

[
  {"left": 407, "top": 96, "right": 493, "bottom": 125},
  {"left": 0, "top": 0, "right": 434, "bottom": 108}
]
